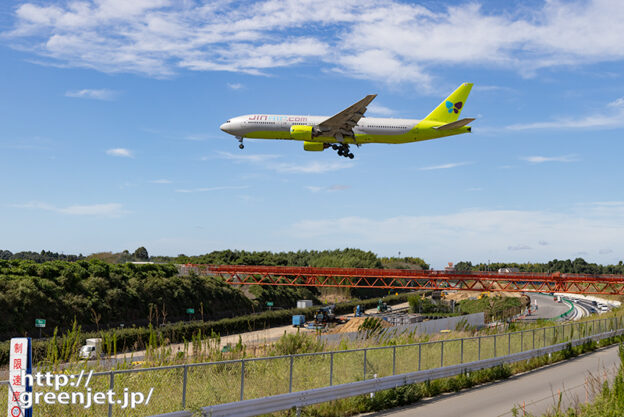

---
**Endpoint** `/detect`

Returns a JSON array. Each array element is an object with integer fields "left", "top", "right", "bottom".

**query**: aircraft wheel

[{"left": 239, "top": 144, "right": 244, "bottom": 149}]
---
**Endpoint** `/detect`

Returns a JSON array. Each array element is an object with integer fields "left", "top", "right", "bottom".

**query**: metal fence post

[
  {"left": 240, "top": 359, "right": 245, "bottom": 401},
  {"left": 329, "top": 352, "right": 334, "bottom": 386},
  {"left": 460, "top": 338, "right": 464, "bottom": 364},
  {"left": 182, "top": 364, "right": 188, "bottom": 409},
  {"left": 289, "top": 356, "right": 294, "bottom": 393},
  {"left": 108, "top": 371, "right": 114, "bottom": 417},
  {"left": 494, "top": 335, "right": 497, "bottom": 357},
  {"left": 363, "top": 349, "right": 367, "bottom": 380},
  {"left": 418, "top": 343, "right": 421, "bottom": 371},
  {"left": 440, "top": 341, "right": 444, "bottom": 367},
  {"left": 392, "top": 346, "right": 396, "bottom": 375}
]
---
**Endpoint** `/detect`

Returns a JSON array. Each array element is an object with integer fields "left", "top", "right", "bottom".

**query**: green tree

[{"left": 133, "top": 247, "right": 149, "bottom": 261}]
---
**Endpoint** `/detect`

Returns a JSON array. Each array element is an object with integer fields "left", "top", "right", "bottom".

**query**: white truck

[{"left": 79, "top": 338, "right": 103, "bottom": 359}]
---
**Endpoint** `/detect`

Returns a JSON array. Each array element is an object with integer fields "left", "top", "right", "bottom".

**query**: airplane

[{"left": 220, "top": 83, "right": 474, "bottom": 159}]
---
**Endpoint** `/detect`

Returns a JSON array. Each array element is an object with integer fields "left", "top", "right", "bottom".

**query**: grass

[
  {"left": 1, "top": 310, "right": 622, "bottom": 416},
  {"left": 513, "top": 342, "right": 624, "bottom": 417}
]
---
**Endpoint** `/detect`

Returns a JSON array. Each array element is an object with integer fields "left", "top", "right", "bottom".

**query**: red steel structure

[{"left": 180, "top": 264, "right": 624, "bottom": 295}]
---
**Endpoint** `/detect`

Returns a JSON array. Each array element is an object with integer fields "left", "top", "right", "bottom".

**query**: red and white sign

[{"left": 7, "top": 338, "right": 29, "bottom": 417}]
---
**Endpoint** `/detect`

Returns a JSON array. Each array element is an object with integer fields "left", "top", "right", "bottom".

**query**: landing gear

[
  {"left": 332, "top": 143, "right": 354, "bottom": 159},
  {"left": 236, "top": 136, "right": 244, "bottom": 150}
]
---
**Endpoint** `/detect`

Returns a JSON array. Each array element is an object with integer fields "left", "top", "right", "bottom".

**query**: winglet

[{"left": 424, "top": 83, "right": 473, "bottom": 124}]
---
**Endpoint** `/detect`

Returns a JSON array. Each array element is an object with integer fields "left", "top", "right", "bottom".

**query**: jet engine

[
  {"left": 303, "top": 141, "right": 324, "bottom": 152},
  {"left": 290, "top": 125, "right": 313, "bottom": 141}
]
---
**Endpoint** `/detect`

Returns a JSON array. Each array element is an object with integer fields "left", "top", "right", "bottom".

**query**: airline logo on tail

[
  {"left": 423, "top": 83, "right": 473, "bottom": 124},
  {"left": 446, "top": 101, "right": 463, "bottom": 114}
]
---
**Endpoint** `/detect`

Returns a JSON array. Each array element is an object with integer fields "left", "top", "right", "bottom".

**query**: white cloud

[
  {"left": 288, "top": 203, "right": 624, "bottom": 266},
  {"left": 106, "top": 148, "right": 133, "bottom": 158},
  {"left": 508, "top": 97, "right": 624, "bottom": 130},
  {"left": 608, "top": 97, "right": 624, "bottom": 108},
  {"left": 216, "top": 151, "right": 354, "bottom": 174},
  {"left": 12, "top": 201, "right": 127, "bottom": 217},
  {"left": 305, "top": 184, "right": 350, "bottom": 192},
  {"left": 271, "top": 161, "right": 353, "bottom": 174},
  {"left": 6, "top": 1, "right": 624, "bottom": 86},
  {"left": 183, "top": 134, "right": 213, "bottom": 141},
  {"left": 175, "top": 185, "right": 248, "bottom": 193},
  {"left": 65, "top": 88, "right": 118, "bottom": 100},
  {"left": 217, "top": 151, "right": 281, "bottom": 164},
  {"left": 227, "top": 83, "right": 244, "bottom": 90},
  {"left": 150, "top": 179, "right": 172, "bottom": 184},
  {"left": 419, "top": 162, "right": 471, "bottom": 171},
  {"left": 367, "top": 103, "right": 396, "bottom": 116},
  {"left": 508, "top": 245, "right": 532, "bottom": 251},
  {"left": 520, "top": 155, "right": 578, "bottom": 164}
]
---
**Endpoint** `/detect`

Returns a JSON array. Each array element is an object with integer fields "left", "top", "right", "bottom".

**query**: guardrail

[
  {"left": 1, "top": 316, "right": 621, "bottom": 416},
  {"left": 557, "top": 298, "right": 575, "bottom": 320},
  {"left": 152, "top": 326, "right": 624, "bottom": 417}
]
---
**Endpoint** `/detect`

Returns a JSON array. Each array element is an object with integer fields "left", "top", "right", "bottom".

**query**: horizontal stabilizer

[{"left": 434, "top": 118, "right": 475, "bottom": 131}]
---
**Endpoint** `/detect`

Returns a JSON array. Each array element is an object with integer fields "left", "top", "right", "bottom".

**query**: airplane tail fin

[{"left": 423, "top": 83, "right": 473, "bottom": 124}]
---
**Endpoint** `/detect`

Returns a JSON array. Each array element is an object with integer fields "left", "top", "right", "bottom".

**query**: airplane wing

[
  {"left": 433, "top": 118, "right": 475, "bottom": 131},
  {"left": 317, "top": 94, "right": 377, "bottom": 141}
]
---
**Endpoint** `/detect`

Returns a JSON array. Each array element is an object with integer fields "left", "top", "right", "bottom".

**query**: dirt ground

[
  {"left": 327, "top": 316, "right": 392, "bottom": 334},
  {"left": 443, "top": 290, "right": 524, "bottom": 302}
]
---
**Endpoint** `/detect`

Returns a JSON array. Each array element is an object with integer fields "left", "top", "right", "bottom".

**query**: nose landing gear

[{"left": 331, "top": 144, "right": 354, "bottom": 159}]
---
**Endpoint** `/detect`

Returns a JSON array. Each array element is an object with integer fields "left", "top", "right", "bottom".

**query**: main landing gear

[
  {"left": 237, "top": 136, "right": 244, "bottom": 149},
  {"left": 331, "top": 143, "right": 354, "bottom": 159}
]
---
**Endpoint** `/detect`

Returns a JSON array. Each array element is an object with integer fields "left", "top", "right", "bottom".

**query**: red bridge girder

[{"left": 179, "top": 264, "right": 624, "bottom": 296}]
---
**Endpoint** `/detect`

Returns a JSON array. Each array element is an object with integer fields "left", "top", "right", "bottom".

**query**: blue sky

[{"left": 1, "top": 0, "right": 624, "bottom": 268}]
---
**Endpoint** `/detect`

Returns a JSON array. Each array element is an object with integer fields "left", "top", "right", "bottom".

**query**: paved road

[
  {"left": 363, "top": 344, "right": 621, "bottom": 417},
  {"left": 524, "top": 293, "right": 570, "bottom": 320}
]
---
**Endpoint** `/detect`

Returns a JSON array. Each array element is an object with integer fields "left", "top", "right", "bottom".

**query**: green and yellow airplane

[{"left": 220, "top": 83, "right": 474, "bottom": 158}]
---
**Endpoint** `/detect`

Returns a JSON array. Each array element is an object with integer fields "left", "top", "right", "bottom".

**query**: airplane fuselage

[
  {"left": 220, "top": 114, "right": 470, "bottom": 145},
  {"left": 219, "top": 83, "right": 474, "bottom": 157}
]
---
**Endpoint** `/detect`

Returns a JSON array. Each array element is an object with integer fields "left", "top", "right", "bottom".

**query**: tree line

[
  {"left": 454, "top": 258, "right": 624, "bottom": 275},
  {"left": 0, "top": 260, "right": 258, "bottom": 339},
  {"left": 0, "top": 249, "right": 429, "bottom": 339}
]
